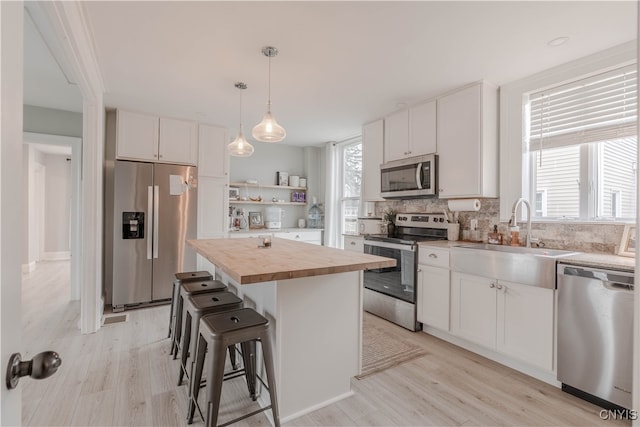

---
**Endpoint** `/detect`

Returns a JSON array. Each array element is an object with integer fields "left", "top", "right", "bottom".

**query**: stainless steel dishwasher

[{"left": 557, "top": 263, "right": 634, "bottom": 409}]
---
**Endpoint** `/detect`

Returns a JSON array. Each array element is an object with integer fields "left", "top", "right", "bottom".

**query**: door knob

[{"left": 6, "top": 351, "right": 62, "bottom": 389}]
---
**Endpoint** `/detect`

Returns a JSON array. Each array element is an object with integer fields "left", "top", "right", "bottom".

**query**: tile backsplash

[{"left": 376, "top": 198, "right": 630, "bottom": 254}]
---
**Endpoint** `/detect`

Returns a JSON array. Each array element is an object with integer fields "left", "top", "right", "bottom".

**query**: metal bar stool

[
  {"left": 171, "top": 278, "right": 227, "bottom": 359},
  {"left": 169, "top": 271, "right": 213, "bottom": 339},
  {"left": 178, "top": 291, "right": 243, "bottom": 388},
  {"left": 188, "top": 308, "right": 280, "bottom": 427}
]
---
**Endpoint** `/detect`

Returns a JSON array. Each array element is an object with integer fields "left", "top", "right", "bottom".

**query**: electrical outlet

[{"left": 470, "top": 219, "right": 478, "bottom": 230}]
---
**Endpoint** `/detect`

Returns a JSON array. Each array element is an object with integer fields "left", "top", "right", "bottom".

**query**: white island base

[{"left": 216, "top": 269, "right": 363, "bottom": 424}]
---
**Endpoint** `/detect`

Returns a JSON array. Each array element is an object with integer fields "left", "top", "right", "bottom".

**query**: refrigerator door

[
  {"left": 152, "top": 163, "right": 198, "bottom": 300},
  {"left": 112, "top": 161, "right": 154, "bottom": 307}
]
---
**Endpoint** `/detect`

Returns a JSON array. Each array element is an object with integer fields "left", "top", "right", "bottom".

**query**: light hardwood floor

[{"left": 22, "top": 260, "right": 629, "bottom": 426}]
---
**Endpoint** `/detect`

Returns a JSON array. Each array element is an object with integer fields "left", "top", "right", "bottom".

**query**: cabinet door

[
  {"left": 198, "top": 124, "right": 228, "bottom": 177},
  {"left": 197, "top": 177, "right": 228, "bottom": 238},
  {"left": 343, "top": 235, "right": 364, "bottom": 252},
  {"left": 497, "top": 281, "right": 554, "bottom": 371},
  {"left": 450, "top": 272, "right": 496, "bottom": 348},
  {"left": 384, "top": 109, "right": 409, "bottom": 162},
  {"left": 159, "top": 117, "right": 198, "bottom": 165},
  {"left": 116, "top": 110, "right": 159, "bottom": 161},
  {"left": 409, "top": 100, "right": 436, "bottom": 156},
  {"left": 437, "top": 84, "right": 482, "bottom": 198},
  {"left": 417, "top": 265, "right": 450, "bottom": 331},
  {"left": 361, "top": 120, "right": 384, "bottom": 202}
]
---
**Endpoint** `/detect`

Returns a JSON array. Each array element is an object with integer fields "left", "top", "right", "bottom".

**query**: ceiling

[{"left": 24, "top": 1, "right": 637, "bottom": 147}]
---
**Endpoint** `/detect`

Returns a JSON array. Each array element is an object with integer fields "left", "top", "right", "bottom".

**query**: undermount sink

[{"left": 450, "top": 243, "right": 579, "bottom": 289}]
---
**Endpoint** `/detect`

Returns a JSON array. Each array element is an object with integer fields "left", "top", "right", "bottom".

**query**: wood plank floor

[{"left": 22, "top": 260, "right": 630, "bottom": 426}]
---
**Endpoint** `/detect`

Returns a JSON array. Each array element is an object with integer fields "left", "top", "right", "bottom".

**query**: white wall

[
  {"left": 23, "top": 105, "right": 82, "bottom": 138},
  {"left": 43, "top": 153, "right": 71, "bottom": 255}
]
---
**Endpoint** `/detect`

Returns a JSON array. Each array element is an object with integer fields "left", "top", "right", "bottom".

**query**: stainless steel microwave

[{"left": 380, "top": 154, "right": 437, "bottom": 199}]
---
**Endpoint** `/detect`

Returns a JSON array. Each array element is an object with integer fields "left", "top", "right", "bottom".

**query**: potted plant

[{"left": 382, "top": 207, "right": 397, "bottom": 236}]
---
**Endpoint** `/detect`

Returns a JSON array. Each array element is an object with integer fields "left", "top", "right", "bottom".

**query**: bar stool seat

[
  {"left": 188, "top": 308, "right": 280, "bottom": 427},
  {"left": 178, "top": 291, "right": 243, "bottom": 388},
  {"left": 172, "top": 279, "right": 227, "bottom": 358},
  {"left": 168, "top": 271, "right": 212, "bottom": 339}
]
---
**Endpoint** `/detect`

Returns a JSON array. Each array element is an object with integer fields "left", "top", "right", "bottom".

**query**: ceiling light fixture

[
  {"left": 228, "top": 82, "right": 254, "bottom": 157},
  {"left": 252, "top": 46, "right": 286, "bottom": 143}
]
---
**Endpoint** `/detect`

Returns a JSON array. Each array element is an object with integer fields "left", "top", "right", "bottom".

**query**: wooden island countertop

[{"left": 188, "top": 236, "right": 396, "bottom": 284}]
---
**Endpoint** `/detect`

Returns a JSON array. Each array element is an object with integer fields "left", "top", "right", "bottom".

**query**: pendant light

[
  {"left": 252, "top": 46, "right": 286, "bottom": 143},
  {"left": 228, "top": 82, "right": 254, "bottom": 157}
]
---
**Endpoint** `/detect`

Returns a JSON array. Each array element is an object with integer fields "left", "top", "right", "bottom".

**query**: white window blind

[{"left": 528, "top": 64, "right": 637, "bottom": 151}]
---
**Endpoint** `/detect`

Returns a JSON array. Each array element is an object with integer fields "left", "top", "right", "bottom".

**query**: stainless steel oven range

[{"left": 363, "top": 213, "right": 447, "bottom": 331}]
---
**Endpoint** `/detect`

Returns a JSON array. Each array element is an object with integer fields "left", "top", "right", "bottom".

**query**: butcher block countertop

[{"left": 188, "top": 237, "right": 396, "bottom": 285}]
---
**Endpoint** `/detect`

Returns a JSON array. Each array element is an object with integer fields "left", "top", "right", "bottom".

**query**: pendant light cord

[{"left": 268, "top": 54, "right": 272, "bottom": 106}]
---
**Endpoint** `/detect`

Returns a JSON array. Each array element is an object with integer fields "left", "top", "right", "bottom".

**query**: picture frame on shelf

[
  {"left": 617, "top": 224, "right": 636, "bottom": 257},
  {"left": 229, "top": 187, "right": 239, "bottom": 200},
  {"left": 249, "top": 211, "right": 264, "bottom": 229},
  {"left": 277, "top": 171, "right": 289, "bottom": 186}
]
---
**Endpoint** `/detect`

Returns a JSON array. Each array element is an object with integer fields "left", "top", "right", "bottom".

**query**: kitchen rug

[{"left": 357, "top": 314, "right": 426, "bottom": 379}]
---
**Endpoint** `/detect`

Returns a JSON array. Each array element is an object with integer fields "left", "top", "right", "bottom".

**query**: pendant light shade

[
  {"left": 252, "top": 46, "right": 286, "bottom": 143},
  {"left": 229, "top": 82, "right": 254, "bottom": 157}
]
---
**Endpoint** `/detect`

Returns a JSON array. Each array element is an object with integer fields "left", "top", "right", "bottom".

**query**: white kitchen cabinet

[
  {"left": 409, "top": 100, "right": 437, "bottom": 156},
  {"left": 437, "top": 82, "right": 498, "bottom": 198},
  {"left": 451, "top": 271, "right": 554, "bottom": 371},
  {"left": 115, "top": 109, "right": 198, "bottom": 165},
  {"left": 384, "top": 109, "right": 410, "bottom": 162},
  {"left": 417, "top": 245, "right": 450, "bottom": 330},
  {"left": 278, "top": 230, "right": 322, "bottom": 245},
  {"left": 361, "top": 120, "right": 384, "bottom": 202},
  {"left": 450, "top": 272, "right": 497, "bottom": 348},
  {"left": 159, "top": 117, "right": 198, "bottom": 165},
  {"left": 198, "top": 124, "right": 228, "bottom": 178},
  {"left": 497, "top": 280, "right": 554, "bottom": 371},
  {"left": 197, "top": 123, "right": 229, "bottom": 239},
  {"left": 343, "top": 235, "right": 364, "bottom": 252}
]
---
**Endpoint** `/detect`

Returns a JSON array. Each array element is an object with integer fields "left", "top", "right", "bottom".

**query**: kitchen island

[{"left": 188, "top": 237, "right": 395, "bottom": 423}]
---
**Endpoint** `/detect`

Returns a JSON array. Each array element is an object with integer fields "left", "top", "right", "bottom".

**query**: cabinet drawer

[
  {"left": 418, "top": 246, "right": 450, "bottom": 268},
  {"left": 278, "top": 230, "right": 322, "bottom": 244},
  {"left": 343, "top": 235, "right": 364, "bottom": 252}
]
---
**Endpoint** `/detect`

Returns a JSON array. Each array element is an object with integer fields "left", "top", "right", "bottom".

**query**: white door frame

[
  {"left": 27, "top": 1, "right": 105, "bottom": 334},
  {"left": 23, "top": 132, "right": 82, "bottom": 301}
]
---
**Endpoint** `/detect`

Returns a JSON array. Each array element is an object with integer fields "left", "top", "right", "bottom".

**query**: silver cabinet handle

[
  {"left": 147, "top": 186, "right": 153, "bottom": 259},
  {"left": 350, "top": 241, "right": 356, "bottom": 245},
  {"left": 153, "top": 185, "right": 159, "bottom": 259},
  {"left": 428, "top": 253, "right": 438, "bottom": 258},
  {"left": 496, "top": 284, "right": 503, "bottom": 290},
  {"left": 489, "top": 282, "right": 496, "bottom": 289}
]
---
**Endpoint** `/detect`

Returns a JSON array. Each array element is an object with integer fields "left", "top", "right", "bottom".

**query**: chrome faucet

[{"left": 510, "top": 198, "right": 532, "bottom": 248}]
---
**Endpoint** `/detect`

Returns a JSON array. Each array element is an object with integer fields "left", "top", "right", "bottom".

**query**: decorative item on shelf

[
  {"left": 307, "top": 197, "right": 324, "bottom": 229},
  {"left": 382, "top": 207, "right": 396, "bottom": 236},
  {"left": 252, "top": 46, "right": 286, "bottom": 143},
  {"left": 228, "top": 82, "right": 254, "bottom": 157},
  {"left": 229, "top": 187, "right": 240, "bottom": 200},
  {"left": 299, "top": 178, "right": 307, "bottom": 188},
  {"left": 276, "top": 171, "right": 288, "bottom": 186},
  {"left": 249, "top": 211, "right": 264, "bottom": 229},
  {"left": 289, "top": 175, "right": 300, "bottom": 187},
  {"left": 617, "top": 224, "right": 636, "bottom": 257}
]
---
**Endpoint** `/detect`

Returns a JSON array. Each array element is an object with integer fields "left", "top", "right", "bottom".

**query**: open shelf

[
  {"left": 229, "top": 200, "right": 307, "bottom": 206},
  {"left": 230, "top": 182, "right": 307, "bottom": 191}
]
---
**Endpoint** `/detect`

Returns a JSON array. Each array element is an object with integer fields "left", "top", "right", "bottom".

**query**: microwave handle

[{"left": 416, "top": 163, "right": 423, "bottom": 189}]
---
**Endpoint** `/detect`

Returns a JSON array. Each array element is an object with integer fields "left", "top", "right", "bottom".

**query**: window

[
  {"left": 339, "top": 140, "right": 362, "bottom": 236},
  {"left": 524, "top": 64, "right": 637, "bottom": 221}
]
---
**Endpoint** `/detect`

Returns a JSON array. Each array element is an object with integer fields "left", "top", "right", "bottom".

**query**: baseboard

[
  {"left": 22, "top": 262, "right": 36, "bottom": 273},
  {"left": 279, "top": 391, "right": 355, "bottom": 424},
  {"left": 41, "top": 251, "right": 71, "bottom": 261}
]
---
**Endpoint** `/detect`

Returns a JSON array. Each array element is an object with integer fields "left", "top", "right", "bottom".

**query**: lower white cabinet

[
  {"left": 450, "top": 272, "right": 554, "bottom": 370},
  {"left": 343, "top": 235, "right": 364, "bottom": 252},
  {"left": 417, "top": 265, "right": 450, "bottom": 331},
  {"left": 278, "top": 230, "right": 322, "bottom": 245}
]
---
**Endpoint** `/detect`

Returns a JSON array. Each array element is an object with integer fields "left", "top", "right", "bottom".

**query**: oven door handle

[{"left": 364, "top": 240, "right": 416, "bottom": 252}]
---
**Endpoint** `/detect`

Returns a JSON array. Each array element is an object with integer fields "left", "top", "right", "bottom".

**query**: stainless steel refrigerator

[{"left": 105, "top": 160, "right": 197, "bottom": 311}]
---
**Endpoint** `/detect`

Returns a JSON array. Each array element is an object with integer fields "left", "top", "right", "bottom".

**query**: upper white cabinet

[
  {"left": 198, "top": 124, "right": 228, "bottom": 178},
  {"left": 409, "top": 100, "right": 437, "bottom": 157},
  {"left": 116, "top": 109, "right": 198, "bottom": 165},
  {"left": 384, "top": 110, "right": 410, "bottom": 162},
  {"left": 361, "top": 120, "right": 384, "bottom": 202},
  {"left": 437, "top": 82, "right": 498, "bottom": 198},
  {"left": 384, "top": 100, "right": 436, "bottom": 163}
]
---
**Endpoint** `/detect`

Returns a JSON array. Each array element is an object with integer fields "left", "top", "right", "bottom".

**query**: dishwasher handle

[{"left": 558, "top": 264, "right": 634, "bottom": 290}]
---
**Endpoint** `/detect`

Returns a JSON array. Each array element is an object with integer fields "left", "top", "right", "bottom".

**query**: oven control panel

[{"left": 394, "top": 213, "right": 448, "bottom": 229}]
